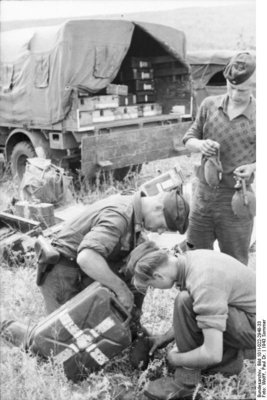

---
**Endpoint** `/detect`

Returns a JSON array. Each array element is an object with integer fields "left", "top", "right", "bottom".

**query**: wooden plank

[
  {"left": 81, "top": 121, "right": 191, "bottom": 176},
  {"left": 0, "top": 211, "right": 40, "bottom": 233},
  {"left": 88, "top": 114, "right": 189, "bottom": 132}
]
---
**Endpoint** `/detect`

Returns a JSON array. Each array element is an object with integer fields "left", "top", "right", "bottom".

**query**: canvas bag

[{"left": 20, "top": 158, "right": 72, "bottom": 205}]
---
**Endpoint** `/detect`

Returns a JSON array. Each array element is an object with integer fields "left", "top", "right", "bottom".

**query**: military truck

[{"left": 0, "top": 19, "right": 193, "bottom": 179}]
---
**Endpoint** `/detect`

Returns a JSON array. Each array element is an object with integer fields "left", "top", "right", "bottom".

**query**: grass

[
  {"left": 0, "top": 154, "right": 256, "bottom": 400},
  {"left": 0, "top": 1, "right": 256, "bottom": 396}
]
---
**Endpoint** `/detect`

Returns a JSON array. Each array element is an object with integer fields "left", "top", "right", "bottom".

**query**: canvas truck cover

[
  {"left": 0, "top": 19, "right": 189, "bottom": 126},
  {"left": 187, "top": 49, "right": 236, "bottom": 89}
]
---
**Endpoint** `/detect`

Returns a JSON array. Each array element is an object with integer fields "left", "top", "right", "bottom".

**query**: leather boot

[{"left": 144, "top": 367, "right": 201, "bottom": 400}]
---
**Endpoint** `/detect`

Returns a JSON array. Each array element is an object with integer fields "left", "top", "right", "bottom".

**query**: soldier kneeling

[{"left": 127, "top": 241, "right": 256, "bottom": 400}]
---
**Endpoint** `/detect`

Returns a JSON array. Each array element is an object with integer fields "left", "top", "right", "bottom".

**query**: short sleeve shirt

[
  {"left": 182, "top": 94, "right": 256, "bottom": 187},
  {"left": 53, "top": 193, "right": 142, "bottom": 262}
]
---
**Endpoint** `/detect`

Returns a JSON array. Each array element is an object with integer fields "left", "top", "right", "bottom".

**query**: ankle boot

[{"left": 144, "top": 367, "right": 201, "bottom": 400}]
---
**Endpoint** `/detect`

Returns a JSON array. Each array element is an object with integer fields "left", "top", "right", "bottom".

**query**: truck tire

[
  {"left": 113, "top": 164, "right": 142, "bottom": 181},
  {"left": 10, "top": 141, "right": 36, "bottom": 179}
]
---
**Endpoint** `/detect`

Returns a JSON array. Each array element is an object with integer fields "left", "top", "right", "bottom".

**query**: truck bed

[{"left": 74, "top": 113, "right": 192, "bottom": 133}]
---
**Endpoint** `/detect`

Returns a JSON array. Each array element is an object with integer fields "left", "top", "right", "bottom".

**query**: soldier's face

[
  {"left": 147, "top": 256, "right": 177, "bottom": 290},
  {"left": 143, "top": 207, "right": 168, "bottom": 234},
  {"left": 227, "top": 79, "right": 253, "bottom": 105}
]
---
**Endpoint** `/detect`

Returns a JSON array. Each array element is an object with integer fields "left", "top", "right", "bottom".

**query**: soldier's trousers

[
  {"left": 187, "top": 181, "right": 254, "bottom": 265},
  {"left": 173, "top": 291, "right": 256, "bottom": 375}
]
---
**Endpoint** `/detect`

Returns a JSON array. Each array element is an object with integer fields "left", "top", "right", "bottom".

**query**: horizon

[{"left": 0, "top": 0, "right": 254, "bottom": 22}]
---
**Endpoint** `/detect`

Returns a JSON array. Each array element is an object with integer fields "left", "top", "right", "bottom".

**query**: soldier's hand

[
  {"left": 234, "top": 163, "right": 256, "bottom": 181},
  {"left": 200, "top": 139, "right": 220, "bottom": 157},
  {"left": 149, "top": 329, "right": 177, "bottom": 355},
  {"left": 115, "top": 283, "right": 134, "bottom": 312},
  {"left": 149, "top": 334, "right": 169, "bottom": 355}
]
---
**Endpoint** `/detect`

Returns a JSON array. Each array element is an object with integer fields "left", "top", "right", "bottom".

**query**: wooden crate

[
  {"left": 138, "top": 103, "right": 162, "bottom": 117},
  {"left": 106, "top": 84, "right": 128, "bottom": 96},
  {"left": 118, "top": 94, "right": 137, "bottom": 106},
  {"left": 135, "top": 92, "right": 155, "bottom": 104},
  {"left": 126, "top": 79, "right": 155, "bottom": 92},
  {"left": 125, "top": 57, "right": 152, "bottom": 69},
  {"left": 120, "top": 68, "right": 154, "bottom": 81}
]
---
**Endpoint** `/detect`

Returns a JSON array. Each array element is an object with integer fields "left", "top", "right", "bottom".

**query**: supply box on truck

[{"left": 0, "top": 19, "right": 193, "bottom": 179}]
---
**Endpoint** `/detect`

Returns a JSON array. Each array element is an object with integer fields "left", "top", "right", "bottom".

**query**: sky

[{"left": 0, "top": 0, "right": 254, "bottom": 21}]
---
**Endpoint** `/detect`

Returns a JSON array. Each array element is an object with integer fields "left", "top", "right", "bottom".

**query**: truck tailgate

[{"left": 81, "top": 120, "right": 191, "bottom": 176}]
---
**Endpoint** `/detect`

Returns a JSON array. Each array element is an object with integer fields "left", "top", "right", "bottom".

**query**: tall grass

[
  {"left": 0, "top": 256, "right": 256, "bottom": 400},
  {"left": 0, "top": 154, "right": 256, "bottom": 399}
]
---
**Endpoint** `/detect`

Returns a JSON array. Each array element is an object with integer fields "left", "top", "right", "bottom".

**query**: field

[
  {"left": 0, "top": 2, "right": 256, "bottom": 399},
  {"left": 0, "top": 153, "right": 256, "bottom": 400}
]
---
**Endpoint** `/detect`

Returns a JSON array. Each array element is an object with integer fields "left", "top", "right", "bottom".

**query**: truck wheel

[
  {"left": 113, "top": 164, "right": 142, "bottom": 181},
  {"left": 10, "top": 141, "right": 36, "bottom": 179}
]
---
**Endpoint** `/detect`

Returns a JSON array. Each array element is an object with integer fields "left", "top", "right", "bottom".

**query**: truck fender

[{"left": 5, "top": 129, "right": 49, "bottom": 160}]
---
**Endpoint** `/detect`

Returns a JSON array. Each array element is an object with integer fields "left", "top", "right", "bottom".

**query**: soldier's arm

[
  {"left": 167, "top": 328, "right": 223, "bottom": 369},
  {"left": 185, "top": 138, "right": 220, "bottom": 156},
  {"left": 183, "top": 98, "right": 219, "bottom": 157},
  {"left": 77, "top": 248, "right": 134, "bottom": 311}
]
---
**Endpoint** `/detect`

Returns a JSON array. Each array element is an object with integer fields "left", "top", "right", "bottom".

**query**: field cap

[
  {"left": 223, "top": 52, "right": 256, "bottom": 85},
  {"left": 163, "top": 189, "right": 190, "bottom": 234}
]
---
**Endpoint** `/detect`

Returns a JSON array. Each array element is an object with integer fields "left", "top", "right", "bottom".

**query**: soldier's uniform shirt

[
  {"left": 41, "top": 192, "right": 144, "bottom": 314},
  {"left": 53, "top": 192, "right": 143, "bottom": 262}
]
